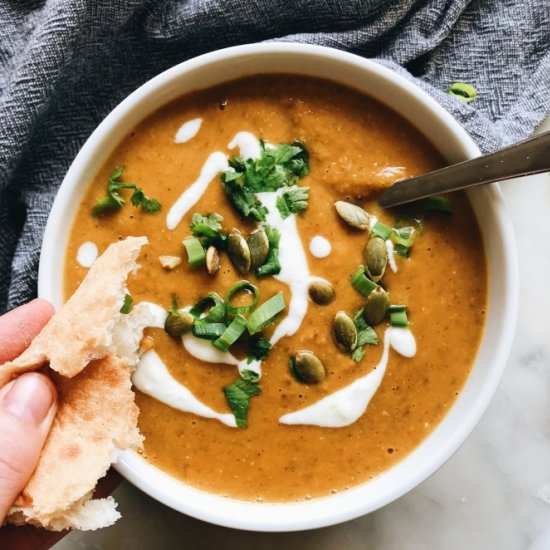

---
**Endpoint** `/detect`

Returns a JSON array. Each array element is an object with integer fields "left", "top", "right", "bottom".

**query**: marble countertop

[{"left": 55, "top": 118, "right": 550, "bottom": 550}]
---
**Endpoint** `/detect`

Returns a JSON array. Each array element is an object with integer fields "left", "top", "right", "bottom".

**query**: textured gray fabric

[{"left": 0, "top": 0, "right": 548, "bottom": 312}]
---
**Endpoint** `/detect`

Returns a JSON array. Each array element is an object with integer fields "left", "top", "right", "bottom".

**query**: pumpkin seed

[
  {"left": 334, "top": 201, "right": 371, "bottom": 230},
  {"left": 363, "top": 287, "right": 389, "bottom": 325},
  {"left": 227, "top": 229, "right": 251, "bottom": 273},
  {"left": 247, "top": 227, "right": 270, "bottom": 270},
  {"left": 333, "top": 311, "right": 358, "bottom": 352},
  {"left": 365, "top": 237, "right": 387, "bottom": 282},
  {"left": 206, "top": 246, "right": 220, "bottom": 275},
  {"left": 294, "top": 351, "right": 326, "bottom": 384},
  {"left": 164, "top": 311, "right": 194, "bottom": 337},
  {"left": 308, "top": 279, "right": 335, "bottom": 305}
]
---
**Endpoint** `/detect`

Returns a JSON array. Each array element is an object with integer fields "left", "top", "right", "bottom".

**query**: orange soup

[{"left": 64, "top": 75, "right": 486, "bottom": 502}]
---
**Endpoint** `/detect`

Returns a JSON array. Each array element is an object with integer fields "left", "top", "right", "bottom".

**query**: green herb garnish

[
  {"left": 255, "top": 225, "right": 281, "bottom": 277},
  {"left": 447, "top": 82, "right": 477, "bottom": 103},
  {"left": 424, "top": 196, "right": 452, "bottom": 215},
  {"left": 190, "top": 212, "right": 226, "bottom": 248},
  {"left": 372, "top": 221, "right": 393, "bottom": 240},
  {"left": 389, "top": 305, "right": 410, "bottom": 327},
  {"left": 223, "top": 370, "right": 261, "bottom": 428},
  {"left": 247, "top": 336, "right": 271, "bottom": 363},
  {"left": 350, "top": 308, "right": 379, "bottom": 362},
  {"left": 226, "top": 281, "right": 259, "bottom": 316},
  {"left": 192, "top": 321, "right": 227, "bottom": 340},
  {"left": 168, "top": 294, "right": 180, "bottom": 316},
  {"left": 213, "top": 315, "right": 248, "bottom": 351},
  {"left": 189, "top": 293, "right": 226, "bottom": 323},
  {"left": 182, "top": 236, "right": 206, "bottom": 268},
  {"left": 247, "top": 292, "right": 286, "bottom": 334},
  {"left": 221, "top": 141, "right": 309, "bottom": 221},
  {"left": 92, "top": 167, "right": 161, "bottom": 217},
  {"left": 391, "top": 226, "right": 416, "bottom": 257},
  {"left": 120, "top": 293, "right": 133, "bottom": 314},
  {"left": 351, "top": 265, "right": 378, "bottom": 298},
  {"left": 276, "top": 187, "right": 310, "bottom": 219}
]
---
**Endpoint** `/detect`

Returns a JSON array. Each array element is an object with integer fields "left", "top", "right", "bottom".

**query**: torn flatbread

[
  {"left": 1, "top": 236, "right": 149, "bottom": 531},
  {"left": 8, "top": 355, "right": 141, "bottom": 530},
  {"left": 0, "top": 235, "right": 147, "bottom": 387}
]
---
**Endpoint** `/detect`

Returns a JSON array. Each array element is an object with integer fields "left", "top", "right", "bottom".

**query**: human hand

[{"left": 0, "top": 299, "right": 57, "bottom": 522}]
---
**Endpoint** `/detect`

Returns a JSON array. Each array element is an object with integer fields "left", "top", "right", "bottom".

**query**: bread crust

[
  {"left": 1, "top": 236, "right": 148, "bottom": 531},
  {"left": 0, "top": 236, "right": 147, "bottom": 387}
]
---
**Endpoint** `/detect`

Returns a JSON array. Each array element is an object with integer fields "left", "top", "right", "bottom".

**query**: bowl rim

[{"left": 38, "top": 42, "right": 519, "bottom": 532}]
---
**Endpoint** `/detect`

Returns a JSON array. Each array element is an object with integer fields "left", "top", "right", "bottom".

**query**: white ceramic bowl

[{"left": 38, "top": 44, "right": 518, "bottom": 532}]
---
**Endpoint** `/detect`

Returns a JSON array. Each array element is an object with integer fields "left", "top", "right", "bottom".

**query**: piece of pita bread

[
  {"left": 1, "top": 236, "right": 149, "bottom": 531},
  {"left": 8, "top": 355, "right": 142, "bottom": 530},
  {"left": 0, "top": 236, "right": 147, "bottom": 387}
]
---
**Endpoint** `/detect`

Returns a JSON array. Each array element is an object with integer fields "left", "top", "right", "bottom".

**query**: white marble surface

[{"left": 55, "top": 118, "right": 550, "bottom": 550}]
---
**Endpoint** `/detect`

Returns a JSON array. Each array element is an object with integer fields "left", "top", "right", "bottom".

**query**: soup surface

[{"left": 64, "top": 75, "right": 487, "bottom": 501}]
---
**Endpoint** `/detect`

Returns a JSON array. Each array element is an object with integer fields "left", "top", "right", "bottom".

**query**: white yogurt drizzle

[
  {"left": 160, "top": 132, "right": 417, "bottom": 429},
  {"left": 133, "top": 350, "right": 237, "bottom": 428},
  {"left": 370, "top": 215, "right": 398, "bottom": 273},
  {"left": 166, "top": 151, "right": 228, "bottom": 230},
  {"left": 174, "top": 118, "right": 202, "bottom": 143},
  {"left": 386, "top": 239, "right": 398, "bottom": 273},
  {"left": 228, "top": 131, "right": 262, "bottom": 159},
  {"left": 76, "top": 242, "right": 98, "bottom": 268},
  {"left": 125, "top": 302, "right": 236, "bottom": 427},
  {"left": 165, "top": 131, "right": 263, "bottom": 230},
  {"left": 256, "top": 190, "right": 310, "bottom": 347},
  {"left": 227, "top": 132, "right": 312, "bottom": 350},
  {"left": 279, "top": 327, "right": 416, "bottom": 428},
  {"left": 181, "top": 331, "right": 261, "bottom": 376},
  {"left": 309, "top": 236, "right": 332, "bottom": 258}
]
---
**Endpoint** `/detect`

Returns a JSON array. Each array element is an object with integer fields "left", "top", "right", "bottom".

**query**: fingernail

[{"left": 2, "top": 374, "right": 54, "bottom": 424}]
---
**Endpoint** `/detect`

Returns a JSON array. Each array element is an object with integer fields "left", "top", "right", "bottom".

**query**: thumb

[{"left": 0, "top": 373, "right": 57, "bottom": 522}]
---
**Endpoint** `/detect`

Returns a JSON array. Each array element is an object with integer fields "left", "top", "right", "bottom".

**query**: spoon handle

[{"left": 378, "top": 130, "right": 550, "bottom": 208}]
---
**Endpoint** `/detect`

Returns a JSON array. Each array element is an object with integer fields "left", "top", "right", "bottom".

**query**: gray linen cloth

[{"left": 0, "top": 0, "right": 548, "bottom": 312}]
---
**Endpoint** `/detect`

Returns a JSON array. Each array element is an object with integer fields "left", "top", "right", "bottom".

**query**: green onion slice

[
  {"left": 192, "top": 321, "right": 227, "bottom": 340},
  {"left": 182, "top": 236, "right": 206, "bottom": 268},
  {"left": 372, "top": 221, "right": 393, "bottom": 240},
  {"left": 213, "top": 315, "right": 248, "bottom": 351},
  {"left": 391, "top": 226, "right": 416, "bottom": 257},
  {"left": 226, "top": 281, "right": 259, "bottom": 316},
  {"left": 424, "top": 196, "right": 452, "bottom": 214},
  {"left": 189, "top": 292, "right": 226, "bottom": 323},
  {"left": 447, "top": 82, "right": 477, "bottom": 103},
  {"left": 351, "top": 265, "right": 378, "bottom": 298},
  {"left": 394, "top": 243, "right": 410, "bottom": 257},
  {"left": 389, "top": 305, "right": 409, "bottom": 327},
  {"left": 120, "top": 293, "right": 133, "bottom": 314},
  {"left": 247, "top": 292, "right": 286, "bottom": 335}
]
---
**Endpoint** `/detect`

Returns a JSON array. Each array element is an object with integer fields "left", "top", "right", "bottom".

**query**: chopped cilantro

[
  {"left": 120, "top": 293, "right": 133, "bottom": 314},
  {"left": 255, "top": 225, "right": 281, "bottom": 277},
  {"left": 189, "top": 212, "right": 226, "bottom": 248},
  {"left": 221, "top": 141, "right": 309, "bottom": 221},
  {"left": 220, "top": 177, "right": 269, "bottom": 222},
  {"left": 350, "top": 308, "right": 379, "bottom": 362},
  {"left": 247, "top": 336, "right": 271, "bottom": 363},
  {"left": 276, "top": 187, "right": 310, "bottom": 219},
  {"left": 92, "top": 167, "right": 161, "bottom": 217},
  {"left": 223, "top": 370, "right": 261, "bottom": 428}
]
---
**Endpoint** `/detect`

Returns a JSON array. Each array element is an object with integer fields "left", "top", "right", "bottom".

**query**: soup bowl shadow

[{"left": 38, "top": 43, "right": 518, "bottom": 532}]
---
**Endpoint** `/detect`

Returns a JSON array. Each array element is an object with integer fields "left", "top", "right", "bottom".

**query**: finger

[
  {"left": 0, "top": 373, "right": 57, "bottom": 522},
  {"left": 0, "top": 300, "right": 55, "bottom": 365}
]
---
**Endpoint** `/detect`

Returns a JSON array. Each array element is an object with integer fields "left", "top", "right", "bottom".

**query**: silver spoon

[{"left": 377, "top": 131, "right": 550, "bottom": 208}]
